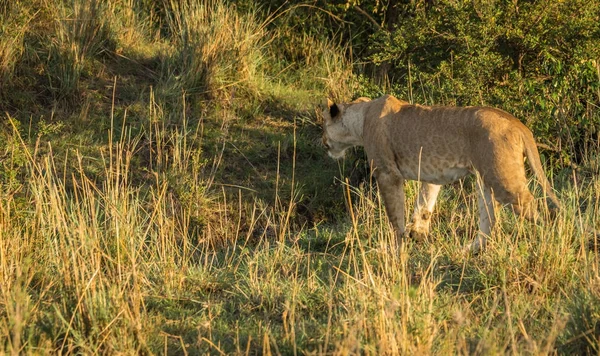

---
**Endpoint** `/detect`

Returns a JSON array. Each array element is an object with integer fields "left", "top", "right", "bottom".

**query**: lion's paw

[{"left": 409, "top": 228, "right": 428, "bottom": 242}]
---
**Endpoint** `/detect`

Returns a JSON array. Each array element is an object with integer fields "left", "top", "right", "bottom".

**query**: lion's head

[{"left": 321, "top": 97, "right": 371, "bottom": 159}]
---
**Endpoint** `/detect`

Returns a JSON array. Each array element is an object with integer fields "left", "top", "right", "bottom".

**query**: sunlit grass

[
  {"left": 2, "top": 97, "right": 599, "bottom": 353},
  {"left": 1, "top": 0, "right": 599, "bottom": 354}
]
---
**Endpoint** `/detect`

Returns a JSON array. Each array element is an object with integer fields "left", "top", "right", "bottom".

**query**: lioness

[{"left": 321, "top": 94, "right": 561, "bottom": 252}]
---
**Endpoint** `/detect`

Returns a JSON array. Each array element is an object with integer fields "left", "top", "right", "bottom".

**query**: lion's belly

[{"left": 397, "top": 159, "right": 472, "bottom": 184}]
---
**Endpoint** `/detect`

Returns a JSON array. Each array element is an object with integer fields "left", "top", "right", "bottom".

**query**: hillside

[{"left": 1, "top": 0, "right": 599, "bottom": 354}]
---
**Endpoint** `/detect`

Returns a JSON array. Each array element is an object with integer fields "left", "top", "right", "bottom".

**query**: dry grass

[
  {"left": 1, "top": 0, "right": 599, "bottom": 354},
  {"left": 1, "top": 98, "right": 599, "bottom": 353},
  {"left": 0, "top": 3, "right": 32, "bottom": 85}
]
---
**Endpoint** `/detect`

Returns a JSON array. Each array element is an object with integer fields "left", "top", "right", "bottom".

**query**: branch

[{"left": 354, "top": 6, "right": 383, "bottom": 31}]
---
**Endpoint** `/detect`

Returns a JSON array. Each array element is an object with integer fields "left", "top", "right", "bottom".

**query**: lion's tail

[{"left": 523, "top": 132, "right": 562, "bottom": 211}]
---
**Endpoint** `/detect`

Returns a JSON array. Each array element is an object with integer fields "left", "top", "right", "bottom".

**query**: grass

[
  {"left": 1, "top": 0, "right": 600, "bottom": 354},
  {"left": 2, "top": 103, "right": 599, "bottom": 353}
]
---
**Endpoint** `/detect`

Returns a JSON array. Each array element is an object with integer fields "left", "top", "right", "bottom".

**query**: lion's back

[{"left": 363, "top": 103, "right": 530, "bottom": 184}]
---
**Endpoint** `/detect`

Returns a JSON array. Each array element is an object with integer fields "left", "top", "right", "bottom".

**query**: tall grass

[
  {"left": 158, "top": 0, "right": 266, "bottom": 100},
  {"left": 155, "top": 0, "right": 354, "bottom": 106},
  {"left": 1, "top": 92, "right": 211, "bottom": 352},
  {"left": 1, "top": 0, "right": 599, "bottom": 354},
  {"left": 2, "top": 96, "right": 599, "bottom": 353},
  {"left": 47, "top": 0, "right": 113, "bottom": 98},
  {"left": 0, "top": 3, "right": 31, "bottom": 85}
]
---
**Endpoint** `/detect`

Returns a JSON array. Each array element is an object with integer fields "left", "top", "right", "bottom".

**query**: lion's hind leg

[
  {"left": 470, "top": 177, "right": 496, "bottom": 254},
  {"left": 491, "top": 177, "right": 538, "bottom": 222},
  {"left": 509, "top": 191, "right": 538, "bottom": 221},
  {"left": 469, "top": 173, "right": 539, "bottom": 254}
]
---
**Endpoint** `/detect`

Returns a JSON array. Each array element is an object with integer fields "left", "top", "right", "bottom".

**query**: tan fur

[{"left": 321, "top": 94, "right": 561, "bottom": 252}]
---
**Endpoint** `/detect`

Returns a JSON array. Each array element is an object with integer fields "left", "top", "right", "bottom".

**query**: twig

[
  {"left": 354, "top": 6, "right": 383, "bottom": 31},
  {"left": 536, "top": 142, "right": 559, "bottom": 152}
]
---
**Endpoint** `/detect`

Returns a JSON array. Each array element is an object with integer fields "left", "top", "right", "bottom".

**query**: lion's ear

[
  {"left": 322, "top": 98, "right": 335, "bottom": 109},
  {"left": 329, "top": 102, "right": 340, "bottom": 118},
  {"left": 321, "top": 98, "right": 340, "bottom": 121}
]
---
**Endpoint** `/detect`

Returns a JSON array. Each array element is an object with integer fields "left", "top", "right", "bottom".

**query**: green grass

[{"left": 1, "top": 0, "right": 600, "bottom": 354}]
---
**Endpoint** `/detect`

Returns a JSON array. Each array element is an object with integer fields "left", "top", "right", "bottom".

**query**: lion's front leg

[
  {"left": 376, "top": 171, "right": 406, "bottom": 245},
  {"left": 409, "top": 183, "right": 442, "bottom": 241}
]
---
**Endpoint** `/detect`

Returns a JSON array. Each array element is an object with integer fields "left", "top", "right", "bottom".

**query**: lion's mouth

[{"left": 327, "top": 150, "right": 346, "bottom": 160}]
